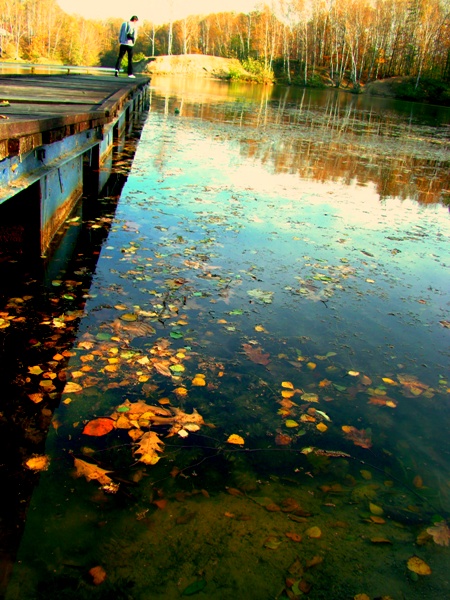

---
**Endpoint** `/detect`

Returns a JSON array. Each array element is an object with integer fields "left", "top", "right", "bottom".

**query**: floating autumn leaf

[
  {"left": 342, "top": 425, "right": 372, "bottom": 449},
  {"left": 128, "top": 428, "right": 144, "bottom": 441},
  {"left": 397, "top": 373, "right": 429, "bottom": 397},
  {"left": 89, "top": 565, "right": 107, "bottom": 585},
  {"left": 368, "top": 396, "right": 397, "bottom": 408},
  {"left": 285, "top": 419, "right": 299, "bottom": 428},
  {"left": 192, "top": 374, "right": 206, "bottom": 386},
  {"left": 242, "top": 343, "right": 270, "bottom": 366},
  {"left": 407, "top": 556, "right": 431, "bottom": 575},
  {"left": 28, "top": 365, "right": 43, "bottom": 375},
  {"left": 305, "top": 526, "right": 322, "bottom": 538},
  {"left": 28, "top": 393, "right": 44, "bottom": 404},
  {"left": 153, "top": 362, "right": 172, "bottom": 377},
  {"left": 82, "top": 418, "right": 115, "bottom": 437},
  {"left": 300, "top": 414, "right": 316, "bottom": 423},
  {"left": 426, "top": 520, "right": 450, "bottom": 546},
  {"left": 167, "top": 408, "right": 205, "bottom": 437},
  {"left": 301, "top": 392, "right": 319, "bottom": 403},
  {"left": 25, "top": 455, "right": 50, "bottom": 472},
  {"left": 316, "top": 422, "right": 328, "bottom": 432},
  {"left": 370, "top": 515, "right": 386, "bottom": 524},
  {"left": 63, "top": 381, "right": 83, "bottom": 394},
  {"left": 282, "top": 381, "right": 294, "bottom": 390},
  {"left": 247, "top": 288, "right": 273, "bottom": 304},
  {"left": 275, "top": 433, "right": 292, "bottom": 446},
  {"left": 173, "top": 386, "right": 188, "bottom": 398},
  {"left": 74, "top": 457, "right": 113, "bottom": 486},
  {"left": 133, "top": 431, "right": 164, "bottom": 465},
  {"left": 227, "top": 434, "right": 245, "bottom": 445}
]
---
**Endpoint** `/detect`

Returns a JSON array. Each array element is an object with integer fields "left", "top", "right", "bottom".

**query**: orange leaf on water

[
  {"left": 227, "top": 434, "right": 245, "bottom": 445},
  {"left": 82, "top": 418, "right": 115, "bottom": 437}
]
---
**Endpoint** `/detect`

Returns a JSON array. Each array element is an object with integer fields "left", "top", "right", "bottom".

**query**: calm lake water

[{"left": 2, "top": 77, "right": 450, "bottom": 600}]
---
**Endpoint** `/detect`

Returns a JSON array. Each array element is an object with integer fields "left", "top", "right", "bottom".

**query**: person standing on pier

[{"left": 115, "top": 15, "right": 139, "bottom": 78}]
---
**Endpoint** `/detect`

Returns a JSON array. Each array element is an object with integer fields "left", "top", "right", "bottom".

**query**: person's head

[{"left": 130, "top": 16, "right": 138, "bottom": 22}]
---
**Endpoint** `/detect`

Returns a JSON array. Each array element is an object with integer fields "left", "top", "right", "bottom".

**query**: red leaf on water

[{"left": 82, "top": 417, "right": 115, "bottom": 436}]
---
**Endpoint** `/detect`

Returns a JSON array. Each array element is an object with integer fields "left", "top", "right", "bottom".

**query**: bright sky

[{"left": 56, "top": 0, "right": 263, "bottom": 24}]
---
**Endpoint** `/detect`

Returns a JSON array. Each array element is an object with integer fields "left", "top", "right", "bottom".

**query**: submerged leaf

[
  {"left": 74, "top": 458, "right": 113, "bottom": 486},
  {"left": 407, "top": 556, "right": 431, "bottom": 575},
  {"left": 426, "top": 520, "right": 450, "bottom": 546},
  {"left": 342, "top": 425, "right": 372, "bottom": 449},
  {"left": 242, "top": 343, "right": 271, "bottom": 366}
]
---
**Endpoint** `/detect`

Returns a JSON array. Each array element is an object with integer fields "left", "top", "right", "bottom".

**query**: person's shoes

[
  {"left": 128, "top": 74, "right": 136, "bottom": 78},
  {"left": 114, "top": 70, "right": 118, "bottom": 77}
]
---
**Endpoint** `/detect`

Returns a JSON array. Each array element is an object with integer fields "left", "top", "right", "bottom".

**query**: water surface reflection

[{"left": 4, "top": 77, "right": 450, "bottom": 600}]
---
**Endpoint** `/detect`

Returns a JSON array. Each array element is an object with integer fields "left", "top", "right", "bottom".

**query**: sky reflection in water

[{"left": 6, "top": 79, "right": 450, "bottom": 600}]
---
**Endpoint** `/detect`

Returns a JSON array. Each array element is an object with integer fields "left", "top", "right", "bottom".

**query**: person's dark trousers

[{"left": 115, "top": 45, "right": 134, "bottom": 75}]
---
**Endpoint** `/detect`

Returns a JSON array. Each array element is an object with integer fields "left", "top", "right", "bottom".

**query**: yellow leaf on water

[
  {"left": 74, "top": 458, "right": 113, "bottom": 485},
  {"left": 133, "top": 431, "right": 164, "bottom": 465},
  {"left": 63, "top": 382, "right": 83, "bottom": 394},
  {"left": 301, "top": 392, "right": 319, "bottom": 403},
  {"left": 192, "top": 374, "right": 206, "bottom": 386},
  {"left": 282, "top": 381, "right": 294, "bottom": 389},
  {"left": 369, "top": 503, "right": 384, "bottom": 516},
  {"left": 316, "top": 422, "right": 328, "bottom": 432},
  {"left": 281, "top": 389, "right": 295, "bottom": 398},
  {"left": 285, "top": 419, "right": 299, "bottom": 428},
  {"left": 382, "top": 377, "right": 397, "bottom": 385},
  {"left": 28, "top": 365, "right": 43, "bottom": 375},
  {"left": 120, "top": 313, "right": 137, "bottom": 321},
  {"left": 407, "top": 556, "right": 431, "bottom": 575},
  {"left": 307, "top": 362, "right": 316, "bottom": 370},
  {"left": 173, "top": 387, "right": 188, "bottom": 397},
  {"left": 25, "top": 455, "right": 50, "bottom": 471},
  {"left": 227, "top": 434, "right": 245, "bottom": 445},
  {"left": 348, "top": 370, "right": 360, "bottom": 376},
  {"left": 306, "top": 526, "right": 322, "bottom": 538}
]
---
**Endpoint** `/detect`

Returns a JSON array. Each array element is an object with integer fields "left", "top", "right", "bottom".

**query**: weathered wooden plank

[{"left": 0, "top": 74, "right": 150, "bottom": 160}]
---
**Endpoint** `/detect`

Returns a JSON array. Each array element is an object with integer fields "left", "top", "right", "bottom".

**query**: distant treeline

[{"left": 1, "top": 0, "right": 449, "bottom": 88}]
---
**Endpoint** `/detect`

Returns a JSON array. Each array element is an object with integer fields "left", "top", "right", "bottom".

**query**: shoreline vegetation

[
  {"left": 1, "top": 0, "right": 449, "bottom": 106},
  {"left": 142, "top": 54, "right": 450, "bottom": 106}
]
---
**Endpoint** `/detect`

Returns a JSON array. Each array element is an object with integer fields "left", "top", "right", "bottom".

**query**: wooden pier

[{"left": 0, "top": 74, "right": 150, "bottom": 253}]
